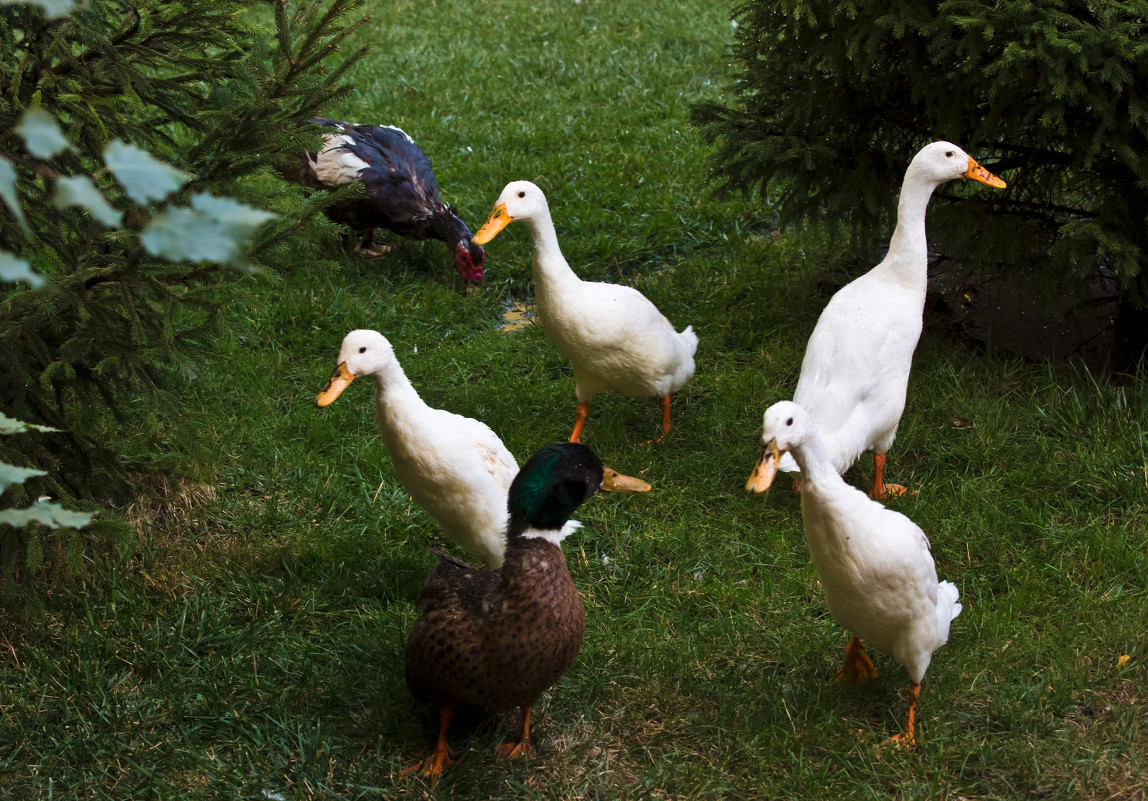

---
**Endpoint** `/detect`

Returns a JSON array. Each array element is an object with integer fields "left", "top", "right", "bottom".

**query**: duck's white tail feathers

[
  {"left": 663, "top": 325, "right": 698, "bottom": 393},
  {"left": 679, "top": 324, "right": 699, "bottom": 357},
  {"left": 935, "top": 580, "right": 962, "bottom": 642}
]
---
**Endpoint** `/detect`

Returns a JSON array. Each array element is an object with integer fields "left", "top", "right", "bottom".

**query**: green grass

[{"left": 1, "top": 0, "right": 1146, "bottom": 798}]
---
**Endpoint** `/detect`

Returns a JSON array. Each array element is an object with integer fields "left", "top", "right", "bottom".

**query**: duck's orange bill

[
  {"left": 962, "top": 157, "right": 1007, "bottom": 189},
  {"left": 315, "top": 362, "right": 355, "bottom": 408},
  {"left": 601, "top": 466, "right": 652, "bottom": 493},
  {"left": 745, "top": 439, "right": 781, "bottom": 494},
  {"left": 473, "top": 203, "right": 512, "bottom": 245}
]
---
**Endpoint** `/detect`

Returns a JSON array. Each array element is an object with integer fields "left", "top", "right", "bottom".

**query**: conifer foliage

[
  {"left": 0, "top": 0, "right": 368, "bottom": 506},
  {"left": 693, "top": 1, "right": 1148, "bottom": 358}
]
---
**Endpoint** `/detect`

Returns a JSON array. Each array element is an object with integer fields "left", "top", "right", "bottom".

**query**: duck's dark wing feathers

[
  {"left": 281, "top": 119, "right": 465, "bottom": 248},
  {"left": 405, "top": 551, "right": 500, "bottom": 707},
  {"left": 415, "top": 550, "right": 500, "bottom": 618},
  {"left": 350, "top": 125, "right": 440, "bottom": 200},
  {"left": 339, "top": 123, "right": 448, "bottom": 233}
]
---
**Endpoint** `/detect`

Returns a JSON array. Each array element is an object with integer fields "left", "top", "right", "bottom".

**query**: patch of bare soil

[{"left": 926, "top": 258, "right": 1120, "bottom": 370}]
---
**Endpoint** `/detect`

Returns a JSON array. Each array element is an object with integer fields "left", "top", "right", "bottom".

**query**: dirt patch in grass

[
  {"left": 1054, "top": 680, "right": 1147, "bottom": 801},
  {"left": 1065, "top": 680, "right": 1141, "bottom": 737},
  {"left": 124, "top": 474, "right": 219, "bottom": 539}
]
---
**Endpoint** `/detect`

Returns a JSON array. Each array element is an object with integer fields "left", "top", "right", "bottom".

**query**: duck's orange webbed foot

[
  {"left": 836, "top": 636, "right": 878, "bottom": 686},
  {"left": 496, "top": 706, "right": 537, "bottom": 761},
  {"left": 882, "top": 682, "right": 921, "bottom": 750},
  {"left": 495, "top": 738, "right": 536, "bottom": 760},
  {"left": 641, "top": 395, "right": 675, "bottom": 446},
  {"left": 402, "top": 702, "right": 455, "bottom": 777},
  {"left": 869, "top": 453, "right": 916, "bottom": 499},
  {"left": 886, "top": 730, "right": 915, "bottom": 748},
  {"left": 402, "top": 746, "right": 455, "bottom": 777}
]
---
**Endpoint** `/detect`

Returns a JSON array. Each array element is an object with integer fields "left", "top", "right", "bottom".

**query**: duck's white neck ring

[{"left": 519, "top": 520, "right": 582, "bottom": 546}]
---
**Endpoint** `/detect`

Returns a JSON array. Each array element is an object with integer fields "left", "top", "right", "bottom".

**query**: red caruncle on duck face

[{"left": 455, "top": 240, "right": 485, "bottom": 285}]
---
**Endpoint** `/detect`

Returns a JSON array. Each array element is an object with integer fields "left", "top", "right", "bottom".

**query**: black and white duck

[
  {"left": 281, "top": 118, "right": 485, "bottom": 286},
  {"left": 403, "top": 442, "right": 604, "bottom": 775}
]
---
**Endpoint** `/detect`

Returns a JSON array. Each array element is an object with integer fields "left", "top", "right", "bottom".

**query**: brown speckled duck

[{"left": 403, "top": 442, "right": 604, "bottom": 776}]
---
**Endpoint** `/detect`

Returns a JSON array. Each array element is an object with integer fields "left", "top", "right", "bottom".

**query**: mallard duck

[
  {"left": 473, "top": 181, "right": 698, "bottom": 444},
  {"left": 780, "top": 141, "right": 1005, "bottom": 498},
  {"left": 313, "top": 330, "right": 648, "bottom": 566},
  {"left": 404, "top": 442, "right": 604, "bottom": 775},
  {"left": 747, "top": 401, "right": 962, "bottom": 745},
  {"left": 280, "top": 118, "right": 485, "bottom": 286}
]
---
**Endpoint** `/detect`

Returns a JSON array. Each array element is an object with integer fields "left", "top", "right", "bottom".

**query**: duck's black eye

[
  {"left": 945, "top": 150, "right": 954, "bottom": 157},
  {"left": 517, "top": 191, "right": 525, "bottom": 198},
  {"left": 786, "top": 417, "right": 794, "bottom": 426},
  {"left": 358, "top": 346, "right": 367, "bottom": 353}
]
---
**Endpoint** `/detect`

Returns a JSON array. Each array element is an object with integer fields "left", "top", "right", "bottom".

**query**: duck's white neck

[
  {"left": 521, "top": 207, "right": 581, "bottom": 293},
  {"left": 875, "top": 173, "right": 941, "bottom": 292},
  {"left": 369, "top": 357, "right": 428, "bottom": 433},
  {"left": 787, "top": 430, "right": 840, "bottom": 490}
]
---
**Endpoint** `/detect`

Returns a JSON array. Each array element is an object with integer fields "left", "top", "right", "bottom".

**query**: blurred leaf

[
  {"left": 141, "top": 193, "right": 275, "bottom": 268},
  {"left": 0, "top": 461, "right": 47, "bottom": 494},
  {"left": 0, "top": 502, "right": 93, "bottom": 530},
  {"left": 0, "top": 156, "right": 30, "bottom": 235},
  {"left": 191, "top": 192, "right": 276, "bottom": 239},
  {"left": 53, "top": 175, "right": 123, "bottom": 227},
  {"left": 140, "top": 207, "right": 234, "bottom": 265},
  {"left": 14, "top": 108, "right": 74, "bottom": 159},
  {"left": 0, "top": 250, "right": 45, "bottom": 288},
  {"left": 0, "top": 413, "right": 59, "bottom": 435},
  {"left": 104, "top": 139, "right": 190, "bottom": 204},
  {"left": 0, "top": 0, "right": 77, "bottom": 20}
]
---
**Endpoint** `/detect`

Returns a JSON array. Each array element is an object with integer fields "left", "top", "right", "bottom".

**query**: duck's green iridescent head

[{"left": 508, "top": 443, "right": 604, "bottom": 530}]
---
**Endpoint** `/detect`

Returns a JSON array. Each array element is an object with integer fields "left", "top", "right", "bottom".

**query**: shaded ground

[{"left": 926, "top": 258, "right": 1120, "bottom": 370}]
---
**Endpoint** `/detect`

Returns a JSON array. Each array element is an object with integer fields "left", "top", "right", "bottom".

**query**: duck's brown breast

[{"left": 405, "top": 541, "right": 585, "bottom": 711}]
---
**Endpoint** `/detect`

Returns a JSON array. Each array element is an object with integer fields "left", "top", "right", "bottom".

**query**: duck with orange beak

[
  {"left": 778, "top": 141, "right": 1006, "bottom": 499},
  {"left": 314, "top": 330, "right": 649, "bottom": 567},
  {"left": 473, "top": 181, "right": 698, "bottom": 448},
  {"left": 747, "top": 400, "right": 962, "bottom": 747}
]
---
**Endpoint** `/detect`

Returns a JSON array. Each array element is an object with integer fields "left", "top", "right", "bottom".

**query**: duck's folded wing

[
  {"left": 416, "top": 550, "right": 499, "bottom": 618},
  {"left": 429, "top": 549, "right": 478, "bottom": 572}
]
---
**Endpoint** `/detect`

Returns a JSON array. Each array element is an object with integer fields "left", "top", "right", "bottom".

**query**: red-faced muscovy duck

[{"left": 281, "top": 118, "right": 485, "bottom": 286}]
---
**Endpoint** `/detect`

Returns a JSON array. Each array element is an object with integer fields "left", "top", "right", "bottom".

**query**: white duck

[
  {"left": 781, "top": 141, "right": 1005, "bottom": 498},
  {"left": 314, "top": 330, "right": 647, "bottom": 566},
  {"left": 747, "top": 401, "right": 962, "bottom": 745},
  {"left": 473, "top": 181, "right": 698, "bottom": 444}
]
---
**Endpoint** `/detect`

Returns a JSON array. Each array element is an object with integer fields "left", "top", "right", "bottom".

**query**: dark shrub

[{"left": 693, "top": 1, "right": 1148, "bottom": 365}]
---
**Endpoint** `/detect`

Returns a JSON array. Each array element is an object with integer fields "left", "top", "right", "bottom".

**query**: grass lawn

[{"left": 1, "top": 0, "right": 1146, "bottom": 798}]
